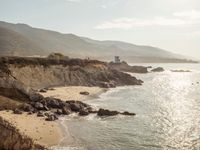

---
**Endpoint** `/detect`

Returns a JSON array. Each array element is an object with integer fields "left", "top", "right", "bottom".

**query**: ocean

[{"left": 53, "top": 63, "right": 200, "bottom": 150}]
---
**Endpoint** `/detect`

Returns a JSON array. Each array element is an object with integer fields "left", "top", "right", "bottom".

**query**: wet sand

[{"left": 40, "top": 86, "right": 107, "bottom": 101}]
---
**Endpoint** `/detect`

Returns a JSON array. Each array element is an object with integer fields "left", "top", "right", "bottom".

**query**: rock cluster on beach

[{"left": 13, "top": 93, "right": 136, "bottom": 121}]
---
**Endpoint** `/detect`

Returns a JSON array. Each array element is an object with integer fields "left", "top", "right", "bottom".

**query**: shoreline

[
  {"left": 49, "top": 86, "right": 108, "bottom": 149},
  {"left": 40, "top": 86, "right": 108, "bottom": 101},
  {"left": 0, "top": 86, "right": 108, "bottom": 149},
  {"left": 48, "top": 86, "right": 109, "bottom": 150}
]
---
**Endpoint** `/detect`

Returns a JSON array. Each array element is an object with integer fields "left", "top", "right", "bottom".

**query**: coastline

[
  {"left": 45, "top": 86, "right": 108, "bottom": 149},
  {"left": 0, "top": 86, "right": 108, "bottom": 149}
]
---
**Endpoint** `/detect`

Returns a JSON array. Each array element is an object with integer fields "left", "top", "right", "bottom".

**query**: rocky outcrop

[
  {"left": 0, "top": 57, "right": 143, "bottom": 101},
  {"left": 97, "top": 109, "right": 136, "bottom": 117},
  {"left": 108, "top": 61, "right": 148, "bottom": 73},
  {"left": 151, "top": 67, "right": 164, "bottom": 72},
  {"left": 0, "top": 116, "right": 48, "bottom": 150}
]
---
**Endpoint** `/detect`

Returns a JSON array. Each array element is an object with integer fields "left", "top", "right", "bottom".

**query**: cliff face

[
  {"left": 0, "top": 57, "right": 142, "bottom": 100},
  {"left": 0, "top": 116, "right": 47, "bottom": 150}
]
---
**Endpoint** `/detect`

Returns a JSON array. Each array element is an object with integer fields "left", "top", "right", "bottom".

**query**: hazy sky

[{"left": 0, "top": 0, "right": 200, "bottom": 58}]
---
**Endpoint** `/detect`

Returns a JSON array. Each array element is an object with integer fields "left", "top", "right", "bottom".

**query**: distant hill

[
  {"left": 0, "top": 26, "right": 45, "bottom": 56},
  {"left": 0, "top": 21, "right": 197, "bottom": 63}
]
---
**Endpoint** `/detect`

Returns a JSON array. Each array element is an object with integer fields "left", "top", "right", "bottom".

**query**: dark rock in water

[
  {"left": 89, "top": 110, "right": 98, "bottom": 113},
  {"left": 39, "top": 89, "right": 47, "bottom": 93},
  {"left": 34, "top": 102, "right": 44, "bottom": 110},
  {"left": 80, "top": 91, "right": 90, "bottom": 95},
  {"left": 66, "top": 100, "right": 91, "bottom": 112},
  {"left": 87, "top": 106, "right": 95, "bottom": 113},
  {"left": 56, "top": 109, "right": 62, "bottom": 115},
  {"left": 97, "top": 108, "right": 119, "bottom": 116},
  {"left": 45, "top": 114, "right": 58, "bottom": 121},
  {"left": 29, "top": 93, "right": 44, "bottom": 102},
  {"left": 13, "top": 109, "right": 22, "bottom": 114},
  {"left": 151, "top": 67, "right": 164, "bottom": 72},
  {"left": 62, "top": 107, "right": 71, "bottom": 115},
  {"left": 37, "top": 111, "right": 44, "bottom": 117},
  {"left": 70, "top": 103, "right": 81, "bottom": 112},
  {"left": 79, "top": 109, "right": 89, "bottom": 116},
  {"left": 121, "top": 111, "right": 136, "bottom": 116}
]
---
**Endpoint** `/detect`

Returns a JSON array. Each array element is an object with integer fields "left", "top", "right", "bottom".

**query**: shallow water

[{"left": 54, "top": 63, "right": 200, "bottom": 150}]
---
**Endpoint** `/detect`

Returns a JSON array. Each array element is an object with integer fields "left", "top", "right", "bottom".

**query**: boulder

[
  {"left": 46, "top": 97, "right": 61, "bottom": 109},
  {"left": 62, "top": 107, "right": 71, "bottom": 115},
  {"left": 34, "top": 102, "right": 44, "bottom": 110},
  {"left": 19, "top": 104, "right": 34, "bottom": 112},
  {"left": 45, "top": 114, "right": 58, "bottom": 121},
  {"left": 13, "top": 109, "right": 23, "bottom": 114},
  {"left": 79, "top": 109, "right": 89, "bottom": 116},
  {"left": 70, "top": 103, "right": 81, "bottom": 112},
  {"left": 37, "top": 111, "right": 44, "bottom": 117},
  {"left": 43, "top": 105, "right": 49, "bottom": 111},
  {"left": 151, "top": 67, "right": 164, "bottom": 72},
  {"left": 97, "top": 108, "right": 119, "bottom": 116},
  {"left": 80, "top": 91, "right": 90, "bottom": 95},
  {"left": 39, "top": 89, "right": 47, "bottom": 93},
  {"left": 121, "top": 111, "right": 136, "bottom": 116},
  {"left": 29, "top": 93, "right": 44, "bottom": 102},
  {"left": 56, "top": 109, "right": 62, "bottom": 115}
]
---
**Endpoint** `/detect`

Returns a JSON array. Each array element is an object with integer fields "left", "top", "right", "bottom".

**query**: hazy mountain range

[{"left": 0, "top": 21, "right": 196, "bottom": 63}]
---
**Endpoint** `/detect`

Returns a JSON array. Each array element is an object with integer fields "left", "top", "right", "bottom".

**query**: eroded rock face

[
  {"left": 0, "top": 117, "right": 48, "bottom": 150},
  {"left": 0, "top": 57, "right": 143, "bottom": 99}
]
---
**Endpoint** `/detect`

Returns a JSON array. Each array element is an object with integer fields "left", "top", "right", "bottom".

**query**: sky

[{"left": 0, "top": 0, "right": 200, "bottom": 59}]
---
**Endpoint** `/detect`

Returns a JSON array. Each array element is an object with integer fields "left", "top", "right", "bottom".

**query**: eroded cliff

[
  {"left": 0, "top": 57, "right": 143, "bottom": 100},
  {"left": 0, "top": 116, "right": 48, "bottom": 150}
]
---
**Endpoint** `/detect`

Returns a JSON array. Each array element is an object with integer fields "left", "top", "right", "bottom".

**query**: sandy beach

[
  {"left": 0, "top": 111, "right": 62, "bottom": 147},
  {"left": 40, "top": 86, "right": 107, "bottom": 101},
  {"left": 0, "top": 86, "right": 106, "bottom": 149}
]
